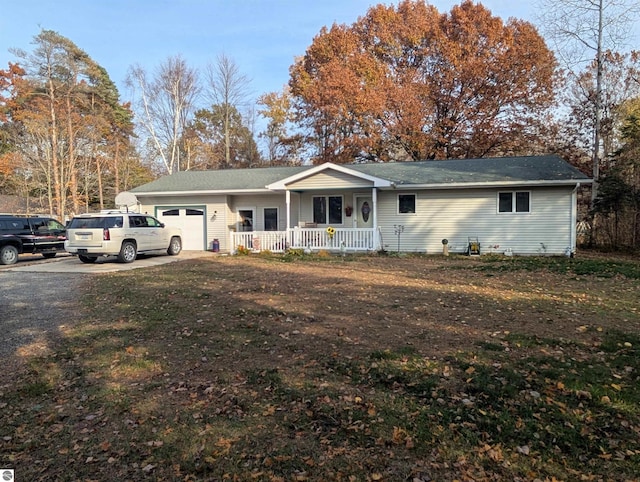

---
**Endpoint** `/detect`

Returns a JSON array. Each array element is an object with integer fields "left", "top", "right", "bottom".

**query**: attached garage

[{"left": 157, "top": 207, "right": 206, "bottom": 250}]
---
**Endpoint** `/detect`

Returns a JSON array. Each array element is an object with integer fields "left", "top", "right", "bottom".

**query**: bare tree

[
  {"left": 538, "top": 0, "right": 640, "bottom": 200},
  {"left": 204, "top": 54, "right": 252, "bottom": 167},
  {"left": 126, "top": 55, "right": 200, "bottom": 174}
]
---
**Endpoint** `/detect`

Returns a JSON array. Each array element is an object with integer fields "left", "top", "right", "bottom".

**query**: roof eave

[
  {"left": 267, "top": 162, "right": 391, "bottom": 190},
  {"left": 133, "top": 188, "right": 273, "bottom": 196},
  {"left": 383, "top": 179, "right": 592, "bottom": 190}
]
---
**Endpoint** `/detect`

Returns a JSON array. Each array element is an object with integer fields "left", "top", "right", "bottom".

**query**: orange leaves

[{"left": 290, "top": 0, "right": 556, "bottom": 162}]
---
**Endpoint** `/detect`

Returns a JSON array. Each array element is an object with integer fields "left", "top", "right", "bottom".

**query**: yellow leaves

[
  {"left": 478, "top": 443, "right": 504, "bottom": 462},
  {"left": 213, "top": 437, "right": 238, "bottom": 457},
  {"left": 611, "top": 383, "right": 623, "bottom": 391},
  {"left": 262, "top": 404, "right": 277, "bottom": 416},
  {"left": 391, "top": 426, "right": 414, "bottom": 448}
]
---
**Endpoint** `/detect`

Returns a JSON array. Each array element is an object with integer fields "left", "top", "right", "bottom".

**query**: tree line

[{"left": 1, "top": 0, "right": 639, "bottom": 250}]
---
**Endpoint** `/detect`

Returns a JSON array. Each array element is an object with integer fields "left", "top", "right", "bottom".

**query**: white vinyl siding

[
  {"left": 377, "top": 187, "right": 575, "bottom": 255},
  {"left": 287, "top": 170, "right": 374, "bottom": 190},
  {"left": 229, "top": 194, "right": 291, "bottom": 231}
]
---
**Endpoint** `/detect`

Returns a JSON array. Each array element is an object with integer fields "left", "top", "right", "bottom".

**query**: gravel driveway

[{"left": 0, "top": 272, "right": 87, "bottom": 359}]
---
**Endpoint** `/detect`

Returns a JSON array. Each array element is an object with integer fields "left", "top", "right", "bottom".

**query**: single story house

[{"left": 128, "top": 155, "right": 591, "bottom": 256}]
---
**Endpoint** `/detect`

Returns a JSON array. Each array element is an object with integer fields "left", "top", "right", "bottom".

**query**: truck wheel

[
  {"left": 118, "top": 241, "right": 137, "bottom": 263},
  {"left": 167, "top": 236, "right": 182, "bottom": 255},
  {"left": 0, "top": 245, "right": 19, "bottom": 265},
  {"left": 78, "top": 255, "right": 97, "bottom": 264}
]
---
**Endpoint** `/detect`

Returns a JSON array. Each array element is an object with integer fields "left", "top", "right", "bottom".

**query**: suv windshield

[{"left": 68, "top": 216, "right": 123, "bottom": 229}]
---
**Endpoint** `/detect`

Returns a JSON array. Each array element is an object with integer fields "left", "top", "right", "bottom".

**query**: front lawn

[{"left": 2, "top": 253, "right": 639, "bottom": 481}]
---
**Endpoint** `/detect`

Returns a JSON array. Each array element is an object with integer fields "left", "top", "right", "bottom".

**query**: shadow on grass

[{"left": 2, "top": 254, "right": 640, "bottom": 481}]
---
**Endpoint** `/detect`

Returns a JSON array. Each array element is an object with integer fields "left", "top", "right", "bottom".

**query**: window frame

[
  {"left": 497, "top": 191, "right": 531, "bottom": 214},
  {"left": 312, "top": 195, "right": 343, "bottom": 225},
  {"left": 397, "top": 193, "right": 417, "bottom": 215},
  {"left": 263, "top": 207, "right": 279, "bottom": 231}
]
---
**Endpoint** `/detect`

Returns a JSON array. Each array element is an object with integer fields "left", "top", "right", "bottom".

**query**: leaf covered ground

[{"left": 1, "top": 252, "right": 640, "bottom": 481}]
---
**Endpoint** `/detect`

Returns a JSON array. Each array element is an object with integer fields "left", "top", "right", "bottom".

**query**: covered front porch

[
  {"left": 227, "top": 163, "right": 391, "bottom": 254},
  {"left": 230, "top": 226, "right": 381, "bottom": 254}
]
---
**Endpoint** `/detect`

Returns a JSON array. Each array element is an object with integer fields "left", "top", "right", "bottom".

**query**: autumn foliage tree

[
  {"left": 1, "top": 30, "right": 136, "bottom": 217},
  {"left": 289, "top": 0, "right": 557, "bottom": 164}
]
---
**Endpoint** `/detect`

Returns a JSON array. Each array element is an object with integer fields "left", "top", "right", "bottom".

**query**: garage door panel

[{"left": 158, "top": 208, "right": 205, "bottom": 250}]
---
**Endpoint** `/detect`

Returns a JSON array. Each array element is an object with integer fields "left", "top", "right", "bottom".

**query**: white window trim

[
  {"left": 263, "top": 207, "right": 279, "bottom": 231},
  {"left": 497, "top": 191, "right": 531, "bottom": 214},
  {"left": 397, "top": 193, "right": 417, "bottom": 215},
  {"left": 312, "top": 194, "right": 344, "bottom": 225}
]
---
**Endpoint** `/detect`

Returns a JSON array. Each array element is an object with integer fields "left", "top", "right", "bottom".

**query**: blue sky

[{"left": 1, "top": 1, "right": 539, "bottom": 106}]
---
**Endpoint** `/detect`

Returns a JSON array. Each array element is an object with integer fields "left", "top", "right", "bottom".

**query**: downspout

[{"left": 570, "top": 183, "right": 581, "bottom": 254}]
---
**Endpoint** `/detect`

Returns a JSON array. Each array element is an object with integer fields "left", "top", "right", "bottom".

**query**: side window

[
  {"left": 398, "top": 194, "right": 416, "bottom": 214},
  {"left": 498, "top": 191, "right": 530, "bottom": 213},
  {"left": 515, "top": 192, "right": 530, "bottom": 212},
  {"left": 104, "top": 217, "right": 123, "bottom": 228},
  {"left": 131, "top": 216, "right": 148, "bottom": 227},
  {"left": 498, "top": 193, "right": 513, "bottom": 213},
  {"left": 145, "top": 216, "right": 161, "bottom": 227},
  {"left": 47, "top": 219, "right": 65, "bottom": 230},
  {"left": 31, "top": 219, "right": 48, "bottom": 232}
]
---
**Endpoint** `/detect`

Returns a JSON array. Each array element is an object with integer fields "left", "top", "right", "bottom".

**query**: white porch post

[
  {"left": 372, "top": 188, "right": 379, "bottom": 250},
  {"left": 285, "top": 189, "right": 291, "bottom": 238},
  {"left": 372, "top": 188, "right": 378, "bottom": 229}
]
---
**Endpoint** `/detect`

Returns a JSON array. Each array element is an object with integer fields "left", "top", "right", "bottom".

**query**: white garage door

[{"left": 158, "top": 208, "right": 205, "bottom": 250}]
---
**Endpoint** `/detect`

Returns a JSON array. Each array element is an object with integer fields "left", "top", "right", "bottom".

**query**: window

[
  {"left": 398, "top": 194, "right": 416, "bottom": 214},
  {"left": 264, "top": 208, "right": 278, "bottom": 231},
  {"left": 498, "top": 191, "right": 530, "bottom": 213},
  {"left": 313, "top": 196, "right": 343, "bottom": 224}
]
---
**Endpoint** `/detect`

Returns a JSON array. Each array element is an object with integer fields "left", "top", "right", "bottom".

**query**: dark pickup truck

[{"left": 0, "top": 214, "right": 67, "bottom": 265}]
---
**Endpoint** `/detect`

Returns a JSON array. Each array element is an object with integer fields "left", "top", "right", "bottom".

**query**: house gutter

[
  {"left": 132, "top": 188, "right": 274, "bottom": 196},
  {"left": 382, "top": 179, "right": 593, "bottom": 190}
]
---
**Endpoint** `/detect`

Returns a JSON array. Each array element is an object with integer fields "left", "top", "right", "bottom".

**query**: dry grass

[{"left": 1, "top": 252, "right": 639, "bottom": 481}]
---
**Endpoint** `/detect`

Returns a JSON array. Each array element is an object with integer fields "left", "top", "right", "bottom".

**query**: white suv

[{"left": 65, "top": 212, "right": 182, "bottom": 263}]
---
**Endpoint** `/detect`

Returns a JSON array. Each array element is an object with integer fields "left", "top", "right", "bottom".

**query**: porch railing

[{"left": 230, "top": 227, "right": 379, "bottom": 254}]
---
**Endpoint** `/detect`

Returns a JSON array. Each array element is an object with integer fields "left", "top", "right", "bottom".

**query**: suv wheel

[
  {"left": 0, "top": 245, "right": 19, "bottom": 265},
  {"left": 118, "top": 241, "right": 137, "bottom": 263},
  {"left": 78, "top": 255, "right": 97, "bottom": 264},
  {"left": 167, "top": 236, "right": 182, "bottom": 256}
]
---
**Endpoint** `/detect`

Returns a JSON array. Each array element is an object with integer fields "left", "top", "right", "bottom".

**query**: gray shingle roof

[
  {"left": 131, "top": 155, "right": 590, "bottom": 194},
  {"left": 351, "top": 155, "right": 590, "bottom": 185}
]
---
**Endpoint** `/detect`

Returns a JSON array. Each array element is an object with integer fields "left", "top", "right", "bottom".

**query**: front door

[{"left": 355, "top": 196, "right": 373, "bottom": 229}]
